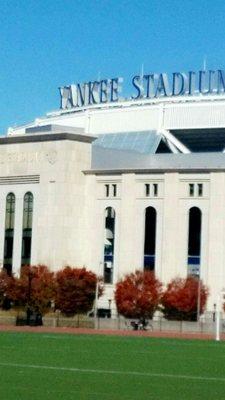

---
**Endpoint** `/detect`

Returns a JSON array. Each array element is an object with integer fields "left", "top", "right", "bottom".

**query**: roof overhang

[{"left": 170, "top": 128, "right": 225, "bottom": 152}]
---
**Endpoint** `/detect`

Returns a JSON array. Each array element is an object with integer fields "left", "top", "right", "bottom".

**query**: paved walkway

[{"left": 0, "top": 324, "right": 224, "bottom": 340}]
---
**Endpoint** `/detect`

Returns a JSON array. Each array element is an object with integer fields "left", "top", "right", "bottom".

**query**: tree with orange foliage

[
  {"left": 115, "top": 270, "right": 163, "bottom": 319},
  {"left": 7, "top": 265, "right": 55, "bottom": 316},
  {"left": 55, "top": 266, "right": 102, "bottom": 316},
  {"left": 161, "top": 276, "right": 209, "bottom": 321}
]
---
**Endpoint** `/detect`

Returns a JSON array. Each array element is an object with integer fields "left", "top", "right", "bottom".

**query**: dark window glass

[
  {"left": 145, "top": 184, "right": 150, "bottom": 196},
  {"left": 21, "top": 192, "right": 33, "bottom": 266},
  {"left": 198, "top": 183, "right": 203, "bottom": 197},
  {"left": 188, "top": 207, "right": 201, "bottom": 272},
  {"left": 112, "top": 184, "right": 117, "bottom": 197},
  {"left": 105, "top": 184, "right": 109, "bottom": 197},
  {"left": 144, "top": 207, "right": 156, "bottom": 271},
  {"left": 189, "top": 184, "right": 194, "bottom": 196},
  {"left": 153, "top": 184, "right": 158, "bottom": 197},
  {"left": 3, "top": 193, "right": 15, "bottom": 274}
]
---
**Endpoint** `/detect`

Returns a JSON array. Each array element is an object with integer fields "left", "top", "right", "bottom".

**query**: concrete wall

[
  {"left": 1, "top": 131, "right": 225, "bottom": 314},
  {"left": 0, "top": 137, "right": 92, "bottom": 273},
  {"left": 86, "top": 171, "right": 225, "bottom": 313}
]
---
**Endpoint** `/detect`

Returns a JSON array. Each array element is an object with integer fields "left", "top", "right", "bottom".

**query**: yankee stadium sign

[{"left": 60, "top": 69, "right": 225, "bottom": 110}]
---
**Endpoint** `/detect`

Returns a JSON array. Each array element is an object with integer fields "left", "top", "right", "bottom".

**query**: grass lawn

[{"left": 0, "top": 331, "right": 224, "bottom": 400}]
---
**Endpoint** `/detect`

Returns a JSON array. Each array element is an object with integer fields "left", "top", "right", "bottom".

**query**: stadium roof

[
  {"left": 92, "top": 131, "right": 162, "bottom": 154},
  {"left": 90, "top": 147, "right": 225, "bottom": 173}
]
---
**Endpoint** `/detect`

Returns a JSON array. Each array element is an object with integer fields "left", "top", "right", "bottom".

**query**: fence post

[{"left": 216, "top": 304, "right": 220, "bottom": 341}]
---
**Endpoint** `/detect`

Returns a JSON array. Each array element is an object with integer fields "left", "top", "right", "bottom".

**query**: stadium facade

[{"left": 2, "top": 70, "right": 225, "bottom": 314}]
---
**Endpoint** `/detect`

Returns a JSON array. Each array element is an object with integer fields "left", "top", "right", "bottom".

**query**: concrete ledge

[
  {"left": 0, "top": 132, "right": 96, "bottom": 145},
  {"left": 0, "top": 315, "right": 17, "bottom": 325},
  {"left": 42, "top": 315, "right": 94, "bottom": 329}
]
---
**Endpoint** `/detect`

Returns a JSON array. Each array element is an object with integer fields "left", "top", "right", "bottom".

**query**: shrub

[
  {"left": 55, "top": 266, "right": 102, "bottom": 316},
  {"left": 115, "top": 270, "right": 163, "bottom": 319},
  {"left": 161, "top": 276, "right": 209, "bottom": 321}
]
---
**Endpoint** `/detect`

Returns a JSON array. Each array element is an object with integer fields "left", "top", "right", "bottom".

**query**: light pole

[
  {"left": 216, "top": 294, "right": 221, "bottom": 342},
  {"left": 215, "top": 288, "right": 225, "bottom": 342},
  {"left": 197, "top": 273, "right": 201, "bottom": 322},
  {"left": 94, "top": 279, "right": 99, "bottom": 319},
  {"left": 108, "top": 299, "right": 112, "bottom": 318},
  {"left": 94, "top": 262, "right": 102, "bottom": 319}
]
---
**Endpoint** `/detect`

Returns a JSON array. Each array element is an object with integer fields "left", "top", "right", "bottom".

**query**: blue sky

[{"left": 0, "top": 0, "right": 224, "bottom": 133}]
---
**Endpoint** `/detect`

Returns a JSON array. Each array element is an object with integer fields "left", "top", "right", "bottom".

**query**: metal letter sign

[{"left": 59, "top": 70, "right": 225, "bottom": 110}]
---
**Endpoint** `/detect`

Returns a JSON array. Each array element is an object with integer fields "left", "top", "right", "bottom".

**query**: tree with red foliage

[
  {"left": 0, "top": 269, "right": 12, "bottom": 309},
  {"left": 55, "top": 266, "right": 102, "bottom": 316},
  {"left": 161, "top": 276, "right": 209, "bottom": 321},
  {"left": 115, "top": 270, "right": 163, "bottom": 319},
  {"left": 7, "top": 265, "right": 55, "bottom": 316}
]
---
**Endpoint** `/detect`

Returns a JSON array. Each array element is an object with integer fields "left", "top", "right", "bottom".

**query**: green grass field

[{"left": 0, "top": 332, "right": 225, "bottom": 400}]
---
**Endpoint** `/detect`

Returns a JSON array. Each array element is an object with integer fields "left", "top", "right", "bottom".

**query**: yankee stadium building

[{"left": 2, "top": 69, "right": 225, "bottom": 314}]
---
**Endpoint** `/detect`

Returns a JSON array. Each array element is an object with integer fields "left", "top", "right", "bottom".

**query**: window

[
  {"left": 105, "top": 184, "right": 110, "bottom": 197},
  {"left": 189, "top": 183, "right": 203, "bottom": 197},
  {"left": 144, "top": 207, "right": 157, "bottom": 271},
  {"left": 104, "top": 183, "right": 118, "bottom": 198},
  {"left": 103, "top": 207, "right": 115, "bottom": 284},
  {"left": 112, "top": 184, "right": 117, "bottom": 197},
  {"left": 21, "top": 192, "right": 33, "bottom": 266},
  {"left": 198, "top": 183, "right": 203, "bottom": 197},
  {"left": 189, "top": 184, "right": 194, "bottom": 197},
  {"left": 153, "top": 184, "right": 158, "bottom": 197},
  {"left": 3, "top": 193, "right": 15, "bottom": 274},
  {"left": 187, "top": 207, "right": 201, "bottom": 275},
  {"left": 145, "top": 184, "right": 150, "bottom": 197},
  {"left": 145, "top": 183, "right": 159, "bottom": 197}
]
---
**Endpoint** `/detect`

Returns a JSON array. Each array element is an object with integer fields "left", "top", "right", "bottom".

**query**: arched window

[
  {"left": 144, "top": 207, "right": 157, "bottom": 271},
  {"left": 103, "top": 207, "right": 115, "bottom": 284},
  {"left": 3, "top": 193, "right": 15, "bottom": 274},
  {"left": 187, "top": 207, "right": 201, "bottom": 275},
  {"left": 21, "top": 192, "right": 33, "bottom": 266}
]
